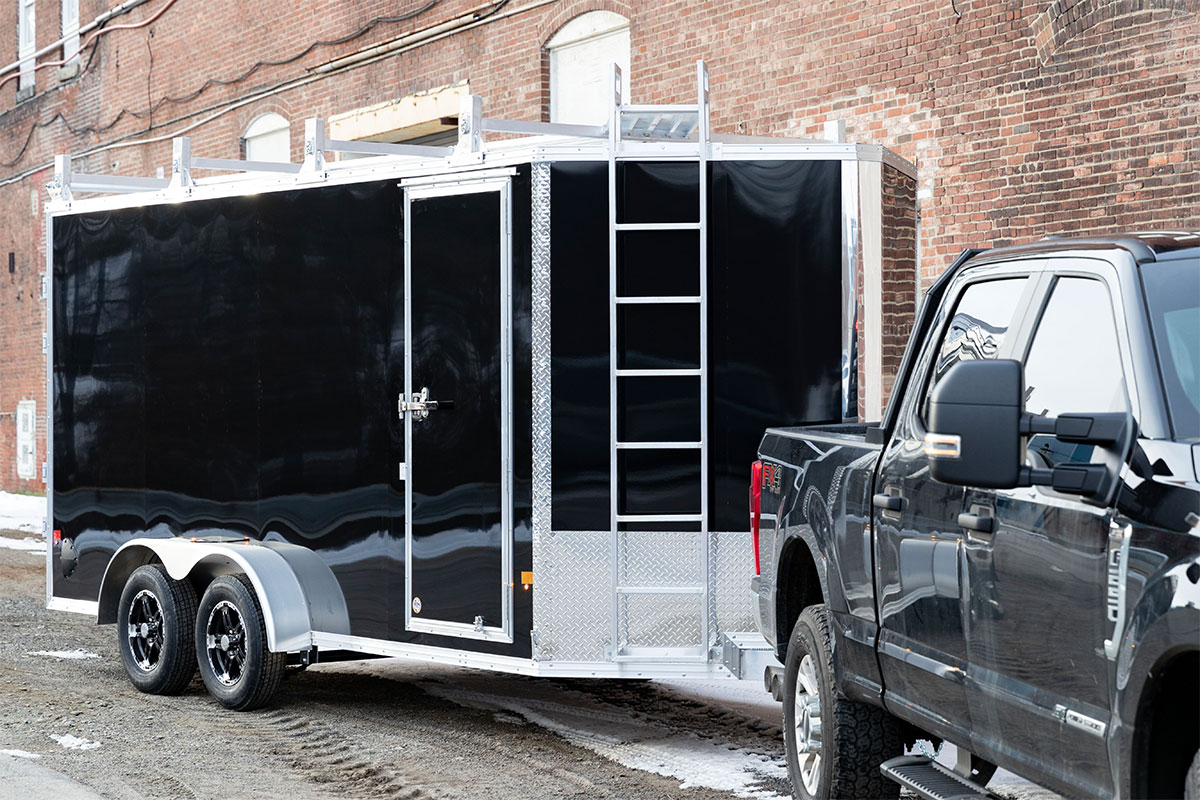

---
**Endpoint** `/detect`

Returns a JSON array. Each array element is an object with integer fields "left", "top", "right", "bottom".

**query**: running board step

[{"left": 880, "top": 756, "right": 999, "bottom": 800}]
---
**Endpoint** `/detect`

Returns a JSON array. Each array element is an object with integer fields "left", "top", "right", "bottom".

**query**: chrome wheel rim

[
  {"left": 205, "top": 600, "right": 247, "bottom": 687},
  {"left": 127, "top": 589, "right": 165, "bottom": 672},
  {"left": 793, "top": 653, "right": 823, "bottom": 795}
]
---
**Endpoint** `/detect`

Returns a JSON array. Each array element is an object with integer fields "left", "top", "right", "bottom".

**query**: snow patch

[
  {"left": 50, "top": 734, "right": 101, "bottom": 751},
  {"left": 424, "top": 684, "right": 788, "bottom": 799},
  {"left": 0, "top": 536, "right": 44, "bottom": 553},
  {"left": 28, "top": 649, "right": 100, "bottom": 660},
  {"left": 0, "top": 749, "right": 41, "bottom": 759},
  {"left": 0, "top": 491, "right": 45, "bottom": 533}
]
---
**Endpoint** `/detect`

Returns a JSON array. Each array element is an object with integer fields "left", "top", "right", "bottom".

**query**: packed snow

[
  {"left": 0, "top": 749, "right": 41, "bottom": 759},
  {"left": 0, "top": 492, "right": 45, "bottom": 534},
  {"left": 28, "top": 650, "right": 99, "bottom": 660},
  {"left": 50, "top": 734, "right": 101, "bottom": 751},
  {"left": 0, "top": 537, "right": 43, "bottom": 553}
]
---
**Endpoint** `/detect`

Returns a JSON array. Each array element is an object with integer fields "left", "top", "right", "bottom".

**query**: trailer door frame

[{"left": 402, "top": 171, "right": 514, "bottom": 644}]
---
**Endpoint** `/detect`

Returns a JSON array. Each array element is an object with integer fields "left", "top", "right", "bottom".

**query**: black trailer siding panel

[
  {"left": 708, "top": 159, "right": 843, "bottom": 531},
  {"left": 549, "top": 159, "right": 843, "bottom": 532},
  {"left": 52, "top": 174, "right": 534, "bottom": 657}
]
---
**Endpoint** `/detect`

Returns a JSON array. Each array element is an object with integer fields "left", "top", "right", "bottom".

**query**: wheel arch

[
  {"left": 98, "top": 538, "right": 350, "bottom": 652},
  {"left": 1128, "top": 642, "right": 1199, "bottom": 799},
  {"left": 775, "top": 532, "right": 826, "bottom": 662}
]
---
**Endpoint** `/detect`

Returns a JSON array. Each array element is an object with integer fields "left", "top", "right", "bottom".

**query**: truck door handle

[
  {"left": 957, "top": 511, "right": 996, "bottom": 533},
  {"left": 872, "top": 493, "right": 904, "bottom": 512}
]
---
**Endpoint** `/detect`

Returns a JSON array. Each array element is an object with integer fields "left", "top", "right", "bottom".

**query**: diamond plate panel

[
  {"left": 714, "top": 531, "right": 756, "bottom": 635},
  {"left": 620, "top": 593, "right": 704, "bottom": 649},
  {"left": 618, "top": 530, "right": 703, "bottom": 587},
  {"left": 533, "top": 531, "right": 610, "bottom": 662}
]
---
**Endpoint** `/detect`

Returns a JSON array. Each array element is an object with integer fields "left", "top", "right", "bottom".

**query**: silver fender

[{"left": 97, "top": 538, "right": 350, "bottom": 652}]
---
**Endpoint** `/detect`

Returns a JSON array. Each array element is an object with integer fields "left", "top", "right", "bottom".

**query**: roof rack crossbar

[
  {"left": 192, "top": 157, "right": 303, "bottom": 174},
  {"left": 481, "top": 117, "right": 607, "bottom": 139},
  {"left": 324, "top": 138, "right": 452, "bottom": 159}
]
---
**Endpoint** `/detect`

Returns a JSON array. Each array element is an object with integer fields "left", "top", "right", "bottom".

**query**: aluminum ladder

[{"left": 607, "top": 60, "right": 711, "bottom": 662}]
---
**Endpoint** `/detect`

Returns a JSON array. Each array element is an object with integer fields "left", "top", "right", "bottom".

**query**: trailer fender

[{"left": 97, "top": 538, "right": 350, "bottom": 652}]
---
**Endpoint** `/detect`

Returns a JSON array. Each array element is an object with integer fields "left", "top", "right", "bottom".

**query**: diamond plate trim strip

[{"left": 530, "top": 161, "right": 554, "bottom": 661}]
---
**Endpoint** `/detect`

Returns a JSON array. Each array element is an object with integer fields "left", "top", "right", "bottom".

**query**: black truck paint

[{"left": 754, "top": 234, "right": 1200, "bottom": 799}]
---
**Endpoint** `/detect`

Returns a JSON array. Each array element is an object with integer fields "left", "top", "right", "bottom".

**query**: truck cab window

[
  {"left": 920, "top": 277, "right": 1028, "bottom": 422},
  {"left": 1023, "top": 276, "right": 1128, "bottom": 467}
]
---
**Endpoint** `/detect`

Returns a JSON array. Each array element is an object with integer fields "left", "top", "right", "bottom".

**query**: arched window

[
  {"left": 243, "top": 113, "right": 291, "bottom": 163},
  {"left": 546, "top": 11, "right": 630, "bottom": 125}
]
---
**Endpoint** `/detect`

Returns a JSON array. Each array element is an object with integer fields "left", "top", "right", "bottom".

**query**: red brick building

[{"left": 1, "top": 0, "right": 1197, "bottom": 493}]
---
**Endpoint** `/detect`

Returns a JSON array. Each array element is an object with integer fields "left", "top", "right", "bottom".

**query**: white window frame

[
  {"left": 18, "top": 0, "right": 36, "bottom": 92},
  {"left": 16, "top": 400, "right": 36, "bottom": 480},
  {"left": 242, "top": 113, "right": 292, "bottom": 163},
  {"left": 547, "top": 11, "right": 630, "bottom": 125},
  {"left": 61, "top": 0, "right": 80, "bottom": 64}
]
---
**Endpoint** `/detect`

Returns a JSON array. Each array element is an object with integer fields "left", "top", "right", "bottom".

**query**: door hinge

[
  {"left": 41, "top": 274, "right": 48, "bottom": 300},
  {"left": 41, "top": 461, "right": 47, "bottom": 484},
  {"left": 41, "top": 332, "right": 48, "bottom": 354}
]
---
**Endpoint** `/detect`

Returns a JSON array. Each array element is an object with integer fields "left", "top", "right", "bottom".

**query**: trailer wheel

[
  {"left": 783, "top": 605, "right": 903, "bottom": 800},
  {"left": 195, "top": 574, "right": 285, "bottom": 711},
  {"left": 116, "top": 564, "right": 198, "bottom": 694}
]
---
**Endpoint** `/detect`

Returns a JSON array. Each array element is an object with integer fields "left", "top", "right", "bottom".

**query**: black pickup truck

[{"left": 751, "top": 233, "right": 1199, "bottom": 800}]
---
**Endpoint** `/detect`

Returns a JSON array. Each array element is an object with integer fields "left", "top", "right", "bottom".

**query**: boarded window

[
  {"left": 547, "top": 11, "right": 630, "bottom": 125},
  {"left": 16, "top": 400, "right": 35, "bottom": 480}
]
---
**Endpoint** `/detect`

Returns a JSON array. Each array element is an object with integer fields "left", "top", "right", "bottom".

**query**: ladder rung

[
  {"left": 616, "top": 441, "right": 702, "bottom": 450},
  {"left": 616, "top": 368, "right": 701, "bottom": 377},
  {"left": 614, "top": 222, "right": 701, "bottom": 231},
  {"left": 615, "top": 296, "right": 701, "bottom": 305},
  {"left": 616, "top": 586, "right": 705, "bottom": 595},
  {"left": 616, "top": 514, "right": 702, "bottom": 523}
]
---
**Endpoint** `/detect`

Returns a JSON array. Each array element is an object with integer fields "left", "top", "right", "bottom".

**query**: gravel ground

[{"left": 0, "top": 531, "right": 1064, "bottom": 799}]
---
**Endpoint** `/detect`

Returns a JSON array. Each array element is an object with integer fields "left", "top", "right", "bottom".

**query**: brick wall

[{"left": 1, "top": 0, "right": 1197, "bottom": 490}]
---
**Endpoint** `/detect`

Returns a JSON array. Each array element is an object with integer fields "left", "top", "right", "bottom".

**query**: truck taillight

[{"left": 750, "top": 460, "right": 763, "bottom": 576}]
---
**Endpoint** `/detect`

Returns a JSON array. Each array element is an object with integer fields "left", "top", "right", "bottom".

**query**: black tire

[
  {"left": 116, "top": 563, "right": 198, "bottom": 694},
  {"left": 783, "top": 605, "right": 903, "bottom": 800},
  {"left": 195, "top": 574, "right": 285, "bottom": 711},
  {"left": 1185, "top": 749, "right": 1199, "bottom": 800}
]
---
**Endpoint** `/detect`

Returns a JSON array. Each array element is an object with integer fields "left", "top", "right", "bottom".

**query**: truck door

[
  {"left": 873, "top": 271, "right": 1036, "bottom": 745},
  {"left": 402, "top": 174, "right": 513, "bottom": 644},
  {"left": 962, "top": 265, "right": 1127, "bottom": 798}
]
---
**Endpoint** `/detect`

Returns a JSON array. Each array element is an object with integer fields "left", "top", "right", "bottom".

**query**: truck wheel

[
  {"left": 195, "top": 575, "right": 285, "bottom": 711},
  {"left": 116, "top": 564, "right": 198, "bottom": 694},
  {"left": 1185, "top": 749, "right": 1199, "bottom": 800},
  {"left": 784, "top": 605, "right": 902, "bottom": 800}
]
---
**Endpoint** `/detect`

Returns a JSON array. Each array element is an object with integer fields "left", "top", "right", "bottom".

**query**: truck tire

[
  {"left": 116, "top": 564, "right": 198, "bottom": 694},
  {"left": 195, "top": 574, "right": 285, "bottom": 711},
  {"left": 784, "top": 605, "right": 902, "bottom": 800}
]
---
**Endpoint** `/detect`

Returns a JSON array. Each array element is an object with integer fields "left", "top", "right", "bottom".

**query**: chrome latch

[
  {"left": 473, "top": 615, "right": 485, "bottom": 633},
  {"left": 398, "top": 387, "right": 453, "bottom": 422}
]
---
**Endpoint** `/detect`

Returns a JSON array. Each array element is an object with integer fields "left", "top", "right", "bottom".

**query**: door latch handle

[
  {"left": 872, "top": 493, "right": 904, "bottom": 512},
  {"left": 958, "top": 510, "right": 997, "bottom": 534},
  {"left": 399, "top": 387, "right": 455, "bottom": 422}
]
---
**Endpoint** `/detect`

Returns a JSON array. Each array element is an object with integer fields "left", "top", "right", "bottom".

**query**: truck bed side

[{"left": 756, "top": 422, "right": 885, "bottom": 705}]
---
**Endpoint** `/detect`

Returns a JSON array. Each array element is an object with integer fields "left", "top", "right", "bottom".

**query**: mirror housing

[
  {"left": 924, "top": 359, "right": 1129, "bottom": 499},
  {"left": 925, "top": 359, "right": 1024, "bottom": 488}
]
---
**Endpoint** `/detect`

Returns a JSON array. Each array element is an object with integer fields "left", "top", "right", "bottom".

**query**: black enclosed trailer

[{"left": 44, "top": 62, "right": 916, "bottom": 706}]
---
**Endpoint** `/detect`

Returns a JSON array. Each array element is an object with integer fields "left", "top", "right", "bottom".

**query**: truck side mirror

[
  {"left": 924, "top": 359, "right": 1024, "bottom": 488},
  {"left": 924, "top": 359, "right": 1131, "bottom": 500}
]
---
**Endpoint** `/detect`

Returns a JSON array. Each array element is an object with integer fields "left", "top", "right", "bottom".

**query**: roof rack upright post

[
  {"left": 303, "top": 118, "right": 326, "bottom": 173},
  {"left": 49, "top": 154, "right": 73, "bottom": 203},
  {"left": 169, "top": 137, "right": 193, "bottom": 191},
  {"left": 456, "top": 94, "right": 483, "bottom": 157}
]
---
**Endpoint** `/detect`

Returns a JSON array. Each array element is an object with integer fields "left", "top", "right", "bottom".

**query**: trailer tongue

[{"left": 45, "top": 61, "right": 916, "bottom": 707}]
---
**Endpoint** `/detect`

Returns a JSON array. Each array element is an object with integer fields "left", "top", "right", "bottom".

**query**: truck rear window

[{"left": 1142, "top": 258, "right": 1200, "bottom": 441}]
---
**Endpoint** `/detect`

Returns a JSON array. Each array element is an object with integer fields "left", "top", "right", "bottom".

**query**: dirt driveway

[{"left": 0, "top": 535, "right": 789, "bottom": 799}]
